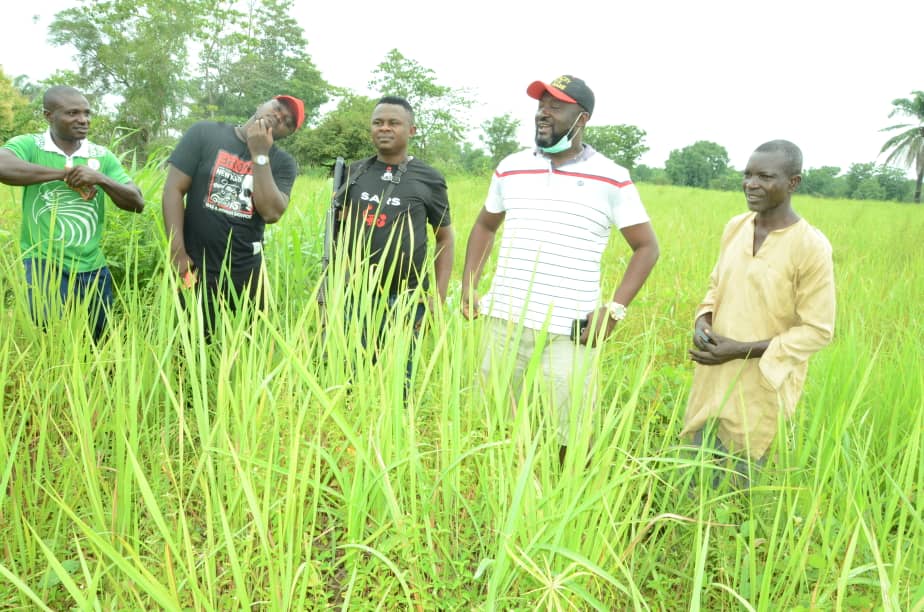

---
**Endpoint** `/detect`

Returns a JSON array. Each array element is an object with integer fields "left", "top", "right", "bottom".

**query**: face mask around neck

[{"left": 539, "top": 112, "right": 584, "bottom": 154}]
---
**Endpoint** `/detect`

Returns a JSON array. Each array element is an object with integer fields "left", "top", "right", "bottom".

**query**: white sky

[{"left": 3, "top": 0, "right": 921, "bottom": 174}]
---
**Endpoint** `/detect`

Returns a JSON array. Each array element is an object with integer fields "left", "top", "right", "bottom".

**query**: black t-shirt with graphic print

[
  {"left": 168, "top": 121, "right": 297, "bottom": 277},
  {"left": 338, "top": 157, "right": 450, "bottom": 295}
]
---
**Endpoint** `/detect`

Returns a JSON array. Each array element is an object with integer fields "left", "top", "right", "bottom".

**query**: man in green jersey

[{"left": 0, "top": 86, "right": 145, "bottom": 341}]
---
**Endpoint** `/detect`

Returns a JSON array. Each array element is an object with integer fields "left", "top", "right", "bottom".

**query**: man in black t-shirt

[
  {"left": 162, "top": 95, "right": 305, "bottom": 339},
  {"left": 334, "top": 96, "right": 454, "bottom": 384}
]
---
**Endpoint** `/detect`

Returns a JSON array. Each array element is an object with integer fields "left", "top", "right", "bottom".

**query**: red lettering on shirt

[{"left": 215, "top": 150, "right": 253, "bottom": 174}]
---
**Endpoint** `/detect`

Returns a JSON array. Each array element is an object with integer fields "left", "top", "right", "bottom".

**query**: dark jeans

[
  {"left": 689, "top": 426, "right": 767, "bottom": 491},
  {"left": 24, "top": 258, "right": 113, "bottom": 342},
  {"left": 348, "top": 293, "right": 426, "bottom": 394}
]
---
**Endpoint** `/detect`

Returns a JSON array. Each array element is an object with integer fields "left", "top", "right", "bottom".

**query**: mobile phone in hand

[
  {"left": 696, "top": 329, "right": 714, "bottom": 345},
  {"left": 571, "top": 318, "right": 589, "bottom": 342}
]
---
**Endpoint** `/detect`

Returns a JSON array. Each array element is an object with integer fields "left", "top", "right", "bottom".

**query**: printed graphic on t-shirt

[
  {"left": 358, "top": 191, "right": 403, "bottom": 229},
  {"left": 34, "top": 182, "right": 98, "bottom": 246},
  {"left": 206, "top": 150, "right": 255, "bottom": 219}
]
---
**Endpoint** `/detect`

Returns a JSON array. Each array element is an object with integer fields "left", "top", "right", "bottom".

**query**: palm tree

[{"left": 880, "top": 91, "right": 924, "bottom": 203}]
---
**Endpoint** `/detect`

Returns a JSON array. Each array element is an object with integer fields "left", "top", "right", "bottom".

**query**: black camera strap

[{"left": 333, "top": 155, "right": 412, "bottom": 207}]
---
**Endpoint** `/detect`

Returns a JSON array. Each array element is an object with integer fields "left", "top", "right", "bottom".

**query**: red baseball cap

[
  {"left": 275, "top": 95, "right": 305, "bottom": 130},
  {"left": 526, "top": 75, "right": 595, "bottom": 115}
]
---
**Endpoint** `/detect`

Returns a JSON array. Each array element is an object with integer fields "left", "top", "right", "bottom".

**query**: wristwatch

[
  {"left": 254, "top": 154, "right": 269, "bottom": 166},
  {"left": 604, "top": 301, "right": 627, "bottom": 322}
]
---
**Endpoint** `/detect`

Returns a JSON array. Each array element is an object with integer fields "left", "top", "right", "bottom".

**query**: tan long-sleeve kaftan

[{"left": 682, "top": 212, "right": 836, "bottom": 459}]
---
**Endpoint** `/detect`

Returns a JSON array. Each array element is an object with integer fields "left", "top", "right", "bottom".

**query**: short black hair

[
  {"left": 43, "top": 86, "right": 84, "bottom": 111},
  {"left": 376, "top": 96, "right": 414, "bottom": 121},
  {"left": 754, "top": 140, "right": 803, "bottom": 176}
]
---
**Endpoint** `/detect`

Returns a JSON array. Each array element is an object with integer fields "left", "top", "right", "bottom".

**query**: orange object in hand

[
  {"left": 182, "top": 270, "right": 197, "bottom": 288},
  {"left": 75, "top": 185, "right": 97, "bottom": 201},
  {"left": 64, "top": 157, "right": 97, "bottom": 200}
]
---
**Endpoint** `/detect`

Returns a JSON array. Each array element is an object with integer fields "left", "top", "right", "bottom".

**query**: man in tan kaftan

[{"left": 683, "top": 140, "right": 835, "bottom": 474}]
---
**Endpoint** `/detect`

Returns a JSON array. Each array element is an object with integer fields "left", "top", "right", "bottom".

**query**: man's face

[
  {"left": 742, "top": 151, "right": 800, "bottom": 213},
  {"left": 534, "top": 93, "right": 585, "bottom": 148},
  {"left": 371, "top": 103, "right": 415, "bottom": 156},
  {"left": 254, "top": 99, "right": 297, "bottom": 139},
  {"left": 45, "top": 92, "right": 91, "bottom": 143}
]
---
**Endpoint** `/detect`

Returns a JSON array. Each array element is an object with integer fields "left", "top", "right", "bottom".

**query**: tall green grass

[{"left": 0, "top": 172, "right": 922, "bottom": 610}]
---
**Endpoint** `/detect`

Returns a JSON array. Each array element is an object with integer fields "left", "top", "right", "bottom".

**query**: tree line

[
  {"left": 1, "top": 0, "right": 921, "bottom": 203},
  {"left": 633, "top": 141, "right": 922, "bottom": 203}
]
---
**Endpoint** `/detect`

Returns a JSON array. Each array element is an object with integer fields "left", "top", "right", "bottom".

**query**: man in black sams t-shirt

[
  {"left": 162, "top": 95, "right": 305, "bottom": 339},
  {"left": 334, "top": 96, "right": 455, "bottom": 383}
]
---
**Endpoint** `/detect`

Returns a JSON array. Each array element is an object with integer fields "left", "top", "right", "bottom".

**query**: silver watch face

[
  {"left": 607, "top": 302, "right": 627, "bottom": 321},
  {"left": 255, "top": 154, "right": 269, "bottom": 166}
]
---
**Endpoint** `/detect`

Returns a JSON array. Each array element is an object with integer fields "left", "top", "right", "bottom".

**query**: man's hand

[
  {"left": 168, "top": 248, "right": 197, "bottom": 289},
  {"left": 181, "top": 268, "right": 198, "bottom": 289},
  {"left": 688, "top": 330, "right": 744, "bottom": 365},
  {"left": 579, "top": 306, "right": 616, "bottom": 347},
  {"left": 64, "top": 164, "right": 145, "bottom": 212},
  {"left": 692, "top": 316, "right": 715, "bottom": 351},
  {"left": 461, "top": 291, "right": 480, "bottom": 320},
  {"left": 688, "top": 314, "right": 770, "bottom": 365},
  {"left": 171, "top": 248, "right": 194, "bottom": 276},
  {"left": 63, "top": 165, "right": 100, "bottom": 200},
  {"left": 242, "top": 117, "right": 290, "bottom": 223},
  {"left": 246, "top": 117, "right": 275, "bottom": 155}
]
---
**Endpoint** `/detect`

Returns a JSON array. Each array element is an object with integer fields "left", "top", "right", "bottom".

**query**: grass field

[{"left": 1, "top": 171, "right": 922, "bottom": 610}]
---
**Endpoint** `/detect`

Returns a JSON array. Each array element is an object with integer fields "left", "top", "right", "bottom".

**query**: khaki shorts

[{"left": 479, "top": 316, "right": 599, "bottom": 445}]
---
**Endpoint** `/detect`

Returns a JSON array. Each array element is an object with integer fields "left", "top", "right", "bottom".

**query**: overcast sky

[{"left": 3, "top": 0, "right": 921, "bottom": 174}]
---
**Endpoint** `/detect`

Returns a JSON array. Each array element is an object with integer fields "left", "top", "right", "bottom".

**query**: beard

[{"left": 534, "top": 125, "right": 563, "bottom": 148}]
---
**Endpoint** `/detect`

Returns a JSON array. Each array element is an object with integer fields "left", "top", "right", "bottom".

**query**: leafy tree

[
  {"left": 368, "top": 49, "right": 473, "bottom": 161},
  {"left": 633, "top": 164, "right": 670, "bottom": 185},
  {"left": 46, "top": 0, "right": 329, "bottom": 161},
  {"left": 801, "top": 166, "right": 845, "bottom": 199},
  {"left": 48, "top": 0, "right": 214, "bottom": 154},
  {"left": 583, "top": 124, "right": 649, "bottom": 171},
  {"left": 187, "top": 0, "right": 246, "bottom": 124},
  {"left": 0, "top": 72, "right": 47, "bottom": 142},
  {"left": 479, "top": 113, "right": 521, "bottom": 166},
  {"left": 841, "top": 162, "right": 911, "bottom": 202},
  {"left": 459, "top": 142, "right": 492, "bottom": 175},
  {"left": 853, "top": 177, "right": 885, "bottom": 201},
  {"left": 294, "top": 95, "right": 376, "bottom": 170},
  {"left": 0, "top": 68, "right": 29, "bottom": 143},
  {"left": 11, "top": 75, "right": 41, "bottom": 100},
  {"left": 664, "top": 140, "right": 730, "bottom": 188},
  {"left": 423, "top": 132, "right": 469, "bottom": 175},
  {"left": 880, "top": 90, "right": 924, "bottom": 203},
  {"left": 845, "top": 162, "right": 877, "bottom": 199},
  {"left": 10, "top": 103, "right": 45, "bottom": 142},
  {"left": 709, "top": 167, "right": 744, "bottom": 192},
  {"left": 190, "top": 0, "right": 329, "bottom": 129},
  {"left": 875, "top": 165, "right": 914, "bottom": 202}
]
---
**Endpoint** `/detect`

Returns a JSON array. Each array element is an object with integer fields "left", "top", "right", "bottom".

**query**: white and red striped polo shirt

[{"left": 480, "top": 145, "right": 650, "bottom": 335}]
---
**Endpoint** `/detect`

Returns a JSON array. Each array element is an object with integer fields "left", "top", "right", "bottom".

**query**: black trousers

[{"left": 181, "top": 267, "right": 263, "bottom": 342}]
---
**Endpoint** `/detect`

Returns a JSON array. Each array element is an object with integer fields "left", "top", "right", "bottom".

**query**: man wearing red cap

[
  {"left": 462, "top": 75, "right": 659, "bottom": 464},
  {"left": 162, "top": 95, "right": 304, "bottom": 339}
]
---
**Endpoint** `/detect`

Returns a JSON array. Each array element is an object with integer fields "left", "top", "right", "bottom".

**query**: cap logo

[{"left": 551, "top": 76, "right": 573, "bottom": 90}]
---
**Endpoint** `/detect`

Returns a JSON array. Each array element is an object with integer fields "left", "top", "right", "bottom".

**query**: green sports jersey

[{"left": 3, "top": 132, "right": 132, "bottom": 272}]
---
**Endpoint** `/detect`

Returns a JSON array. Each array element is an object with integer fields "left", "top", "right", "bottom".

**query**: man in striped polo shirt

[{"left": 461, "top": 75, "right": 660, "bottom": 464}]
